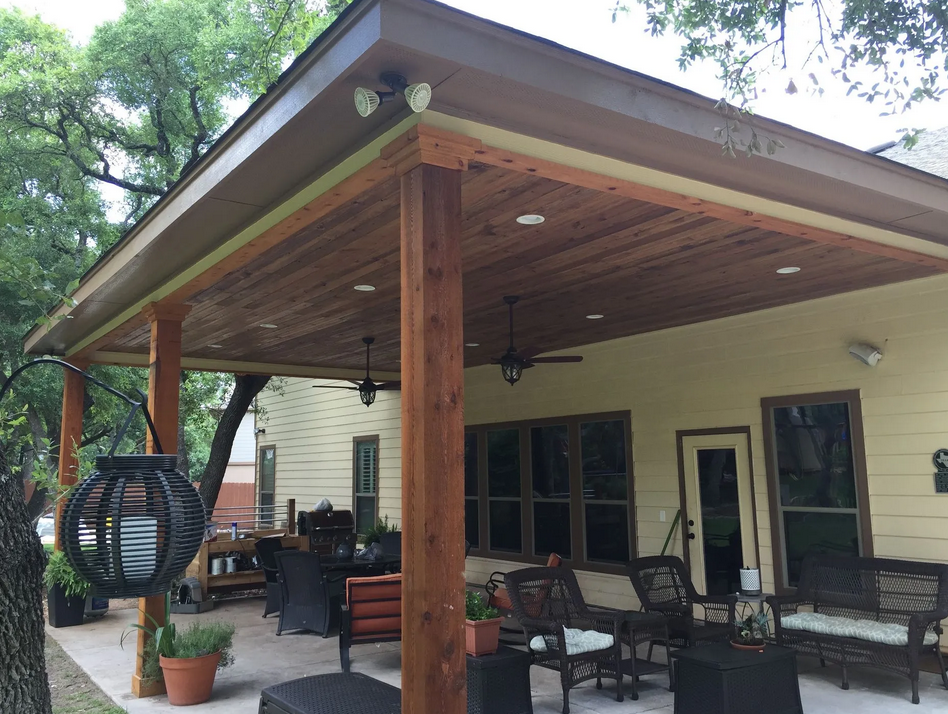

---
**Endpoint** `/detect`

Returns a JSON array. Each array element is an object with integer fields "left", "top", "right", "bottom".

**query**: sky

[{"left": 3, "top": 0, "right": 946, "bottom": 151}]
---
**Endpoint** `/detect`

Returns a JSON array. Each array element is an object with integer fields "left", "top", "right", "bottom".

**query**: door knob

[
  {"left": 688, "top": 520, "right": 695, "bottom": 527},
  {"left": 687, "top": 533, "right": 696, "bottom": 540}
]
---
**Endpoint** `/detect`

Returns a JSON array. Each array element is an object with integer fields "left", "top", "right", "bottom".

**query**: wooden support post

[
  {"left": 287, "top": 498, "right": 296, "bottom": 534},
  {"left": 399, "top": 161, "right": 466, "bottom": 714},
  {"left": 54, "top": 359, "right": 88, "bottom": 552},
  {"left": 132, "top": 302, "right": 191, "bottom": 698}
]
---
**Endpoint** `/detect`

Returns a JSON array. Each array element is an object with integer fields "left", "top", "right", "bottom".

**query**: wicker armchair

[
  {"left": 254, "top": 537, "right": 298, "bottom": 618},
  {"left": 626, "top": 555, "right": 736, "bottom": 649},
  {"left": 273, "top": 551, "right": 346, "bottom": 637},
  {"left": 505, "top": 566, "right": 625, "bottom": 714}
]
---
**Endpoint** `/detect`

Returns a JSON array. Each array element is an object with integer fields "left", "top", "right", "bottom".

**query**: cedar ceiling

[{"left": 100, "top": 162, "right": 937, "bottom": 372}]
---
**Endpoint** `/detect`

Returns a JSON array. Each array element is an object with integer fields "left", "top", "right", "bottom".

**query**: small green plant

[
  {"left": 733, "top": 610, "right": 769, "bottom": 645},
  {"left": 122, "top": 616, "right": 236, "bottom": 681},
  {"left": 465, "top": 591, "right": 500, "bottom": 622},
  {"left": 43, "top": 551, "right": 91, "bottom": 599},
  {"left": 361, "top": 515, "right": 399, "bottom": 545}
]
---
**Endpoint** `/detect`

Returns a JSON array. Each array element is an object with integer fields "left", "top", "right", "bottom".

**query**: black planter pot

[{"left": 48, "top": 583, "right": 86, "bottom": 628}]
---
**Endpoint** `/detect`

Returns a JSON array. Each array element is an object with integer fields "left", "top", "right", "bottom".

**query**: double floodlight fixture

[{"left": 354, "top": 73, "right": 431, "bottom": 117}]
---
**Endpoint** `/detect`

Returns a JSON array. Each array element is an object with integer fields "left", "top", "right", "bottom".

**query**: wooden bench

[{"left": 767, "top": 555, "right": 948, "bottom": 704}]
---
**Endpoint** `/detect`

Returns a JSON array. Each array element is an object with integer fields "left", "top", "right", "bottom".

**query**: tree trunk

[
  {"left": 177, "top": 423, "right": 189, "bottom": 480},
  {"left": 0, "top": 449, "right": 52, "bottom": 714},
  {"left": 197, "top": 374, "right": 270, "bottom": 509}
]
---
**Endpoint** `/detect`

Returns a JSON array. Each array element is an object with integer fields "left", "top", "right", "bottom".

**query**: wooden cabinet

[{"left": 186, "top": 531, "right": 309, "bottom": 596}]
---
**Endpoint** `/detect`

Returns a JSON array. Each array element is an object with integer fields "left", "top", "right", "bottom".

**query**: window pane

[
  {"left": 531, "top": 425, "right": 570, "bottom": 498},
  {"left": 534, "top": 501, "right": 571, "bottom": 558},
  {"left": 465, "top": 499, "right": 479, "bottom": 548},
  {"left": 355, "top": 441, "right": 377, "bottom": 495},
  {"left": 783, "top": 511, "right": 859, "bottom": 587},
  {"left": 581, "top": 420, "right": 627, "bottom": 500},
  {"left": 489, "top": 500, "right": 521, "bottom": 552},
  {"left": 355, "top": 495, "right": 376, "bottom": 535},
  {"left": 773, "top": 403, "right": 857, "bottom": 509},
  {"left": 260, "top": 448, "right": 275, "bottom": 491},
  {"left": 585, "top": 503, "right": 629, "bottom": 563},
  {"left": 465, "top": 433, "right": 478, "bottom": 497},
  {"left": 260, "top": 491, "right": 275, "bottom": 526},
  {"left": 488, "top": 429, "right": 521, "bottom": 497}
]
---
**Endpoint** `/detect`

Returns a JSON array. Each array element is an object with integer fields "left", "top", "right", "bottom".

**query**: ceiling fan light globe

[
  {"left": 501, "top": 360, "right": 522, "bottom": 386},
  {"left": 354, "top": 87, "right": 380, "bottom": 117},
  {"left": 359, "top": 383, "right": 377, "bottom": 407},
  {"left": 404, "top": 82, "right": 431, "bottom": 112}
]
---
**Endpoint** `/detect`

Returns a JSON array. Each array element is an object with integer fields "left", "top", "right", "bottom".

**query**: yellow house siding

[
  {"left": 258, "top": 272, "right": 948, "bottom": 611},
  {"left": 258, "top": 378, "right": 402, "bottom": 525}
]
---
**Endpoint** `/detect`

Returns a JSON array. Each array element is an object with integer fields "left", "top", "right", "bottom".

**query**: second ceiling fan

[
  {"left": 312, "top": 336, "right": 399, "bottom": 407},
  {"left": 491, "top": 296, "right": 583, "bottom": 385}
]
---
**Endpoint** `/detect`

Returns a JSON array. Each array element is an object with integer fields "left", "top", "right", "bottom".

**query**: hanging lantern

[{"left": 60, "top": 454, "right": 206, "bottom": 598}]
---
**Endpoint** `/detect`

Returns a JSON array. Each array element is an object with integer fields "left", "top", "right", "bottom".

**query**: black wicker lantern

[{"left": 60, "top": 454, "right": 206, "bottom": 598}]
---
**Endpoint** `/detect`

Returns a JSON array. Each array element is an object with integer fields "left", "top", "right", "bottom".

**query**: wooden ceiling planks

[{"left": 101, "top": 162, "right": 938, "bottom": 372}]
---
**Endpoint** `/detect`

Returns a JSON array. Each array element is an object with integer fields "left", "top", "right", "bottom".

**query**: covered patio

[
  {"left": 45, "top": 597, "right": 948, "bottom": 714},
  {"left": 27, "top": 0, "right": 948, "bottom": 711}
]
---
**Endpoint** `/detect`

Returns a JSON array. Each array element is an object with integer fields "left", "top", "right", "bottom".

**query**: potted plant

[
  {"left": 731, "top": 610, "right": 769, "bottom": 651},
  {"left": 44, "top": 551, "right": 90, "bottom": 628},
  {"left": 124, "top": 618, "right": 236, "bottom": 706},
  {"left": 465, "top": 591, "right": 503, "bottom": 657},
  {"left": 361, "top": 515, "right": 399, "bottom": 546}
]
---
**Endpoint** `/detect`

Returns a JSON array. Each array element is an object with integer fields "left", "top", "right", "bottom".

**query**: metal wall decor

[
  {"left": 933, "top": 449, "right": 948, "bottom": 494},
  {"left": 0, "top": 359, "right": 207, "bottom": 597}
]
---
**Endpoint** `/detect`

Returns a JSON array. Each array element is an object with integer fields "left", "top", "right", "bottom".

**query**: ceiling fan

[
  {"left": 312, "top": 337, "right": 399, "bottom": 407},
  {"left": 491, "top": 296, "right": 583, "bottom": 385}
]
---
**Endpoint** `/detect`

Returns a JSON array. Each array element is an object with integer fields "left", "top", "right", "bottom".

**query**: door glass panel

[
  {"left": 783, "top": 511, "right": 859, "bottom": 587},
  {"left": 697, "top": 448, "right": 742, "bottom": 596},
  {"left": 581, "top": 420, "right": 627, "bottom": 500},
  {"left": 488, "top": 429, "right": 521, "bottom": 497}
]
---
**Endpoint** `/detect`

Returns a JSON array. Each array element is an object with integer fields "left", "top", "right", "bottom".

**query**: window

[
  {"left": 762, "top": 391, "right": 872, "bottom": 592},
  {"left": 258, "top": 445, "right": 276, "bottom": 526},
  {"left": 353, "top": 437, "right": 379, "bottom": 535},
  {"left": 466, "top": 412, "right": 633, "bottom": 574},
  {"left": 464, "top": 432, "right": 479, "bottom": 548}
]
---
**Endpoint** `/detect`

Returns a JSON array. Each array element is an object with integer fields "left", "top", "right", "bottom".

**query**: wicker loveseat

[{"left": 767, "top": 555, "right": 948, "bottom": 704}]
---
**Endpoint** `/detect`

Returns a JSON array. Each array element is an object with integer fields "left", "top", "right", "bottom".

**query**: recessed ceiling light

[
  {"left": 259, "top": 323, "right": 278, "bottom": 329},
  {"left": 465, "top": 342, "right": 480, "bottom": 347},
  {"left": 354, "top": 284, "right": 376, "bottom": 292},
  {"left": 776, "top": 267, "right": 801, "bottom": 274},
  {"left": 516, "top": 214, "right": 545, "bottom": 225},
  {"left": 586, "top": 314, "right": 604, "bottom": 320},
  {"left": 208, "top": 344, "right": 222, "bottom": 349}
]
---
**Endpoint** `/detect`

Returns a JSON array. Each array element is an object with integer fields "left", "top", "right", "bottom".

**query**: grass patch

[{"left": 46, "top": 637, "right": 125, "bottom": 714}]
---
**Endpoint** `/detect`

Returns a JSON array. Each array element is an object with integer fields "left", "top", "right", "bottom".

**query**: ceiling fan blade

[
  {"left": 312, "top": 385, "right": 360, "bottom": 390},
  {"left": 527, "top": 356, "right": 584, "bottom": 364},
  {"left": 517, "top": 346, "right": 543, "bottom": 361},
  {"left": 346, "top": 379, "right": 363, "bottom": 386},
  {"left": 377, "top": 381, "right": 401, "bottom": 390}
]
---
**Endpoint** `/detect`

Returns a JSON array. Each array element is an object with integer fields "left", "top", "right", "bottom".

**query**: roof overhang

[{"left": 25, "top": 0, "right": 948, "bottom": 359}]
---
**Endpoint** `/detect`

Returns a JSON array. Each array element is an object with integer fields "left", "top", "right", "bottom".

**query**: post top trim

[{"left": 141, "top": 302, "right": 192, "bottom": 323}]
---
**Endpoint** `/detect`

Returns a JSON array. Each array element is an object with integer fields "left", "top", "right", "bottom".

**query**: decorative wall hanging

[{"left": 0, "top": 359, "right": 206, "bottom": 597}]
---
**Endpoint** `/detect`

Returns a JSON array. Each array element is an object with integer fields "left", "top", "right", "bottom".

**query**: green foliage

[
  {"left": 615, "top": 0, "right": 947, "bottom": 155},
  {"left": 733, "top": 609, "right": 769, "bottom": 644},
  {"left": 465, "top": 591, "right": 500, "bottom": 622},
  {"left": 361, "top": 515, "right": 399, "bottom": 545},
  {"left": 43, "top": 551, "right": 91, "bottom": 599},
  {"left": 123, "top": 617, "right": 236, "bottom": 679}
]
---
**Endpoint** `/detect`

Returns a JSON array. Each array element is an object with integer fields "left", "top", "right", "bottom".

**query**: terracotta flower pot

[
  {"left": 159, "top": 651, "right": 222, "bottom": 706},
  {"left": 730, "top": 640, "right": 766, "bottom": 652},
  {"left": 465, "top": 617, "right": 503, "bottom": 657}
]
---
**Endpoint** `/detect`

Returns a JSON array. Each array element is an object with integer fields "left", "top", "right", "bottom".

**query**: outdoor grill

[{"left": 304, "top": 509, "right": 355, "bottom": 555}]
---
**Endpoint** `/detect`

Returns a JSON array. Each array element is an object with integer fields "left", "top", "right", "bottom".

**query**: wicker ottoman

[
  {"left": 670, "top": 643, "right": 802, "bottom": 714},
  {"left": 259, "top": 673, "right": 400, "bottom": 714},
  {"left": 467, "top": 646, "right": 533, "bottom": 714}
]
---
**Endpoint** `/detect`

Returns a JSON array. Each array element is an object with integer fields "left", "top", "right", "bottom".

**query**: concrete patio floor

[{"left": 46, "top": 597, "right": 948, "bottom": 713}]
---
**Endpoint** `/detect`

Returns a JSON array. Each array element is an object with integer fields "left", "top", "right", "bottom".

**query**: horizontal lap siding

[
  {"left": 259, "top": 379, "right": 401, "bottom": 525},
  {"left": 259, "top": 273, "right": 948, "bottom": 611}
]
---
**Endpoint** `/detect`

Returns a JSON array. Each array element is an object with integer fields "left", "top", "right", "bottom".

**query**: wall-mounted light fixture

[
  {"left": 254, "top": 427, "right": 266, "bottom": 436},
  {"left": 354, "top": 73, "right": 431, "bottom": 117},
  {"left": 849, "top": 342, "right": 883, "bottom": 367}
]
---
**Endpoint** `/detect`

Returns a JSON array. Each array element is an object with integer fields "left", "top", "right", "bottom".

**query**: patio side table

[
  {"left": 467, "top": 646, "right": 533, "bottom": 714},
  {"left": 670, "top": 643, "right": 802, "bottom": 714},
  {"left": 258, "top": 672, "right": 399, "bottom": 714}
]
